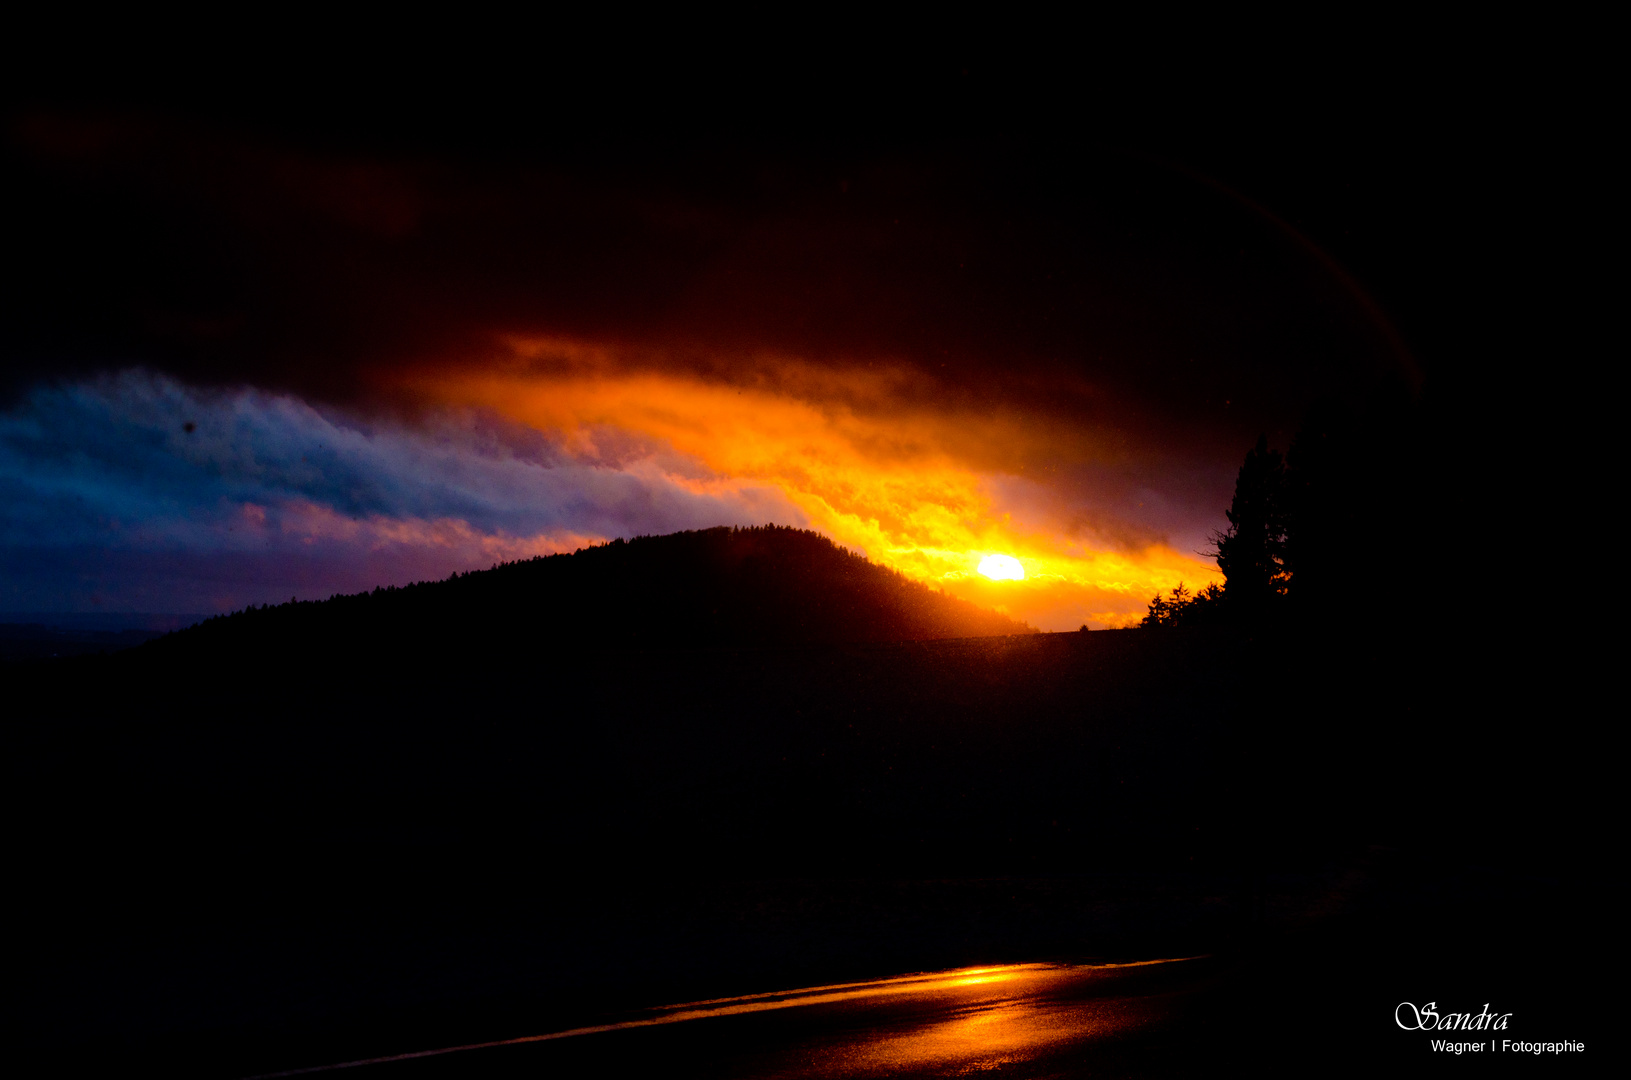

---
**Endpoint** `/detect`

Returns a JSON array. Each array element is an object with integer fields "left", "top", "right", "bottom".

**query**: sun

[{"left": 976, "top": 554, "right": 1024, "bottom": 581}]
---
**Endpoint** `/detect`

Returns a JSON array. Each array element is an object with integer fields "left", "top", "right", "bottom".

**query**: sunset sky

[{"left": 0, "top": 52, "right": 1572, "bottom": 629}]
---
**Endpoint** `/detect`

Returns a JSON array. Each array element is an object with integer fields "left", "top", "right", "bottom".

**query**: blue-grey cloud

[{"left": 0, "top": 370, "right": 804, "bottom": 612}]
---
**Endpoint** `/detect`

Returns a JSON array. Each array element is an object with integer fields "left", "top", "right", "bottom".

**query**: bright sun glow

[
  {"left": 410, "top": 338, "right": 1220, "bottom": 629},
  {"left": 977, "top": 554, "right": 1025, "bottom": 581}
]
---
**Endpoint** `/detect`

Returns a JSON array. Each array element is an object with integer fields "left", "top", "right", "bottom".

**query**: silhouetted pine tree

[
  {"left": 1282, "top": 407, "right": 1350, "bottom": 615},
  {"left": 1145, "top": 390, "right": 1427, "bottom": 631},
  {"left": 1281, "top": 394, "right": 1418, "bottom": 624},
  {"left": 1212, "top": 434, "right": 1287, "bottom": 618}
]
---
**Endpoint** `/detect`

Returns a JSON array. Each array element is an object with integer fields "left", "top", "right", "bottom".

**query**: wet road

[{"left": 255, "top": 957, "right": 1219, "bottom": 1079}]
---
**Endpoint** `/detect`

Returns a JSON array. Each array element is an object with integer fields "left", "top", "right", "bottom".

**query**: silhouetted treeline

[
  {"left": 1144, "top": 391, "right": 1428, "bottom": 630},
  {"left": 1139, "top": 582, "right": 1226, "bottom": 628},
  {"left": 153, "top": 525, "right": 1032, "bottom": 659}
]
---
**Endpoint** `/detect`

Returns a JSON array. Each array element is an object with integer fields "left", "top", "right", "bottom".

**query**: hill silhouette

[
  {"left": 11, "top": 534, "right": 1597, "bottom": 1077},
  {"left": 155, "top": 525, "right": 1033, "bottom": 656}
]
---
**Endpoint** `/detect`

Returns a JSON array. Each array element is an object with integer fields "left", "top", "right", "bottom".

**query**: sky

[{"left": 0, "top": 48, "right": 1593, "bottom": 629}]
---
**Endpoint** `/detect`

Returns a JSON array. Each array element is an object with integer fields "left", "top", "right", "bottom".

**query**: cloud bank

[
  {"left": 0, "top": 371, "right": 803, "bottom": 613},
  {"left": 410, "top": 338, "right": 1224, "bottom": 629}
]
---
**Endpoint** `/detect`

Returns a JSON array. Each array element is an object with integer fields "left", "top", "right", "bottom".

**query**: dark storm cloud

[{"left": 2, "top": 108, "right": 1409, "bottom": 456}]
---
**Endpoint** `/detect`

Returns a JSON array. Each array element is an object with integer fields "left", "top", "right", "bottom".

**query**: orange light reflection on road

[
  {"left": 244, "top": 959, "right": 1206, "bottom": 1078},
  {"left": 407, "top": 340, "right": 1218, "bottom": 629}
]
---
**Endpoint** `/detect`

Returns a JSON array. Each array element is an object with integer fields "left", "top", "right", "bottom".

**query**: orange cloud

[{"left": 402, "top": 337, "right": 1219, "bottom": 629}]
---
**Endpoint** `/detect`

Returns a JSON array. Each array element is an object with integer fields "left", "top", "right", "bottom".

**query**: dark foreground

[{"left": 9, "top": 628, "right": 1615, "bottom": 1075}]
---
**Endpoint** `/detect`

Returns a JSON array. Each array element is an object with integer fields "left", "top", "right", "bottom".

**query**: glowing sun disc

[{"left": 977, "top": 554, "right": 1025, "bottom": 581}]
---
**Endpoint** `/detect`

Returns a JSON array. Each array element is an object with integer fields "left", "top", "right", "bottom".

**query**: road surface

[{"left": 255, "top": 956, "right": 1218, "bottom": 1079}]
